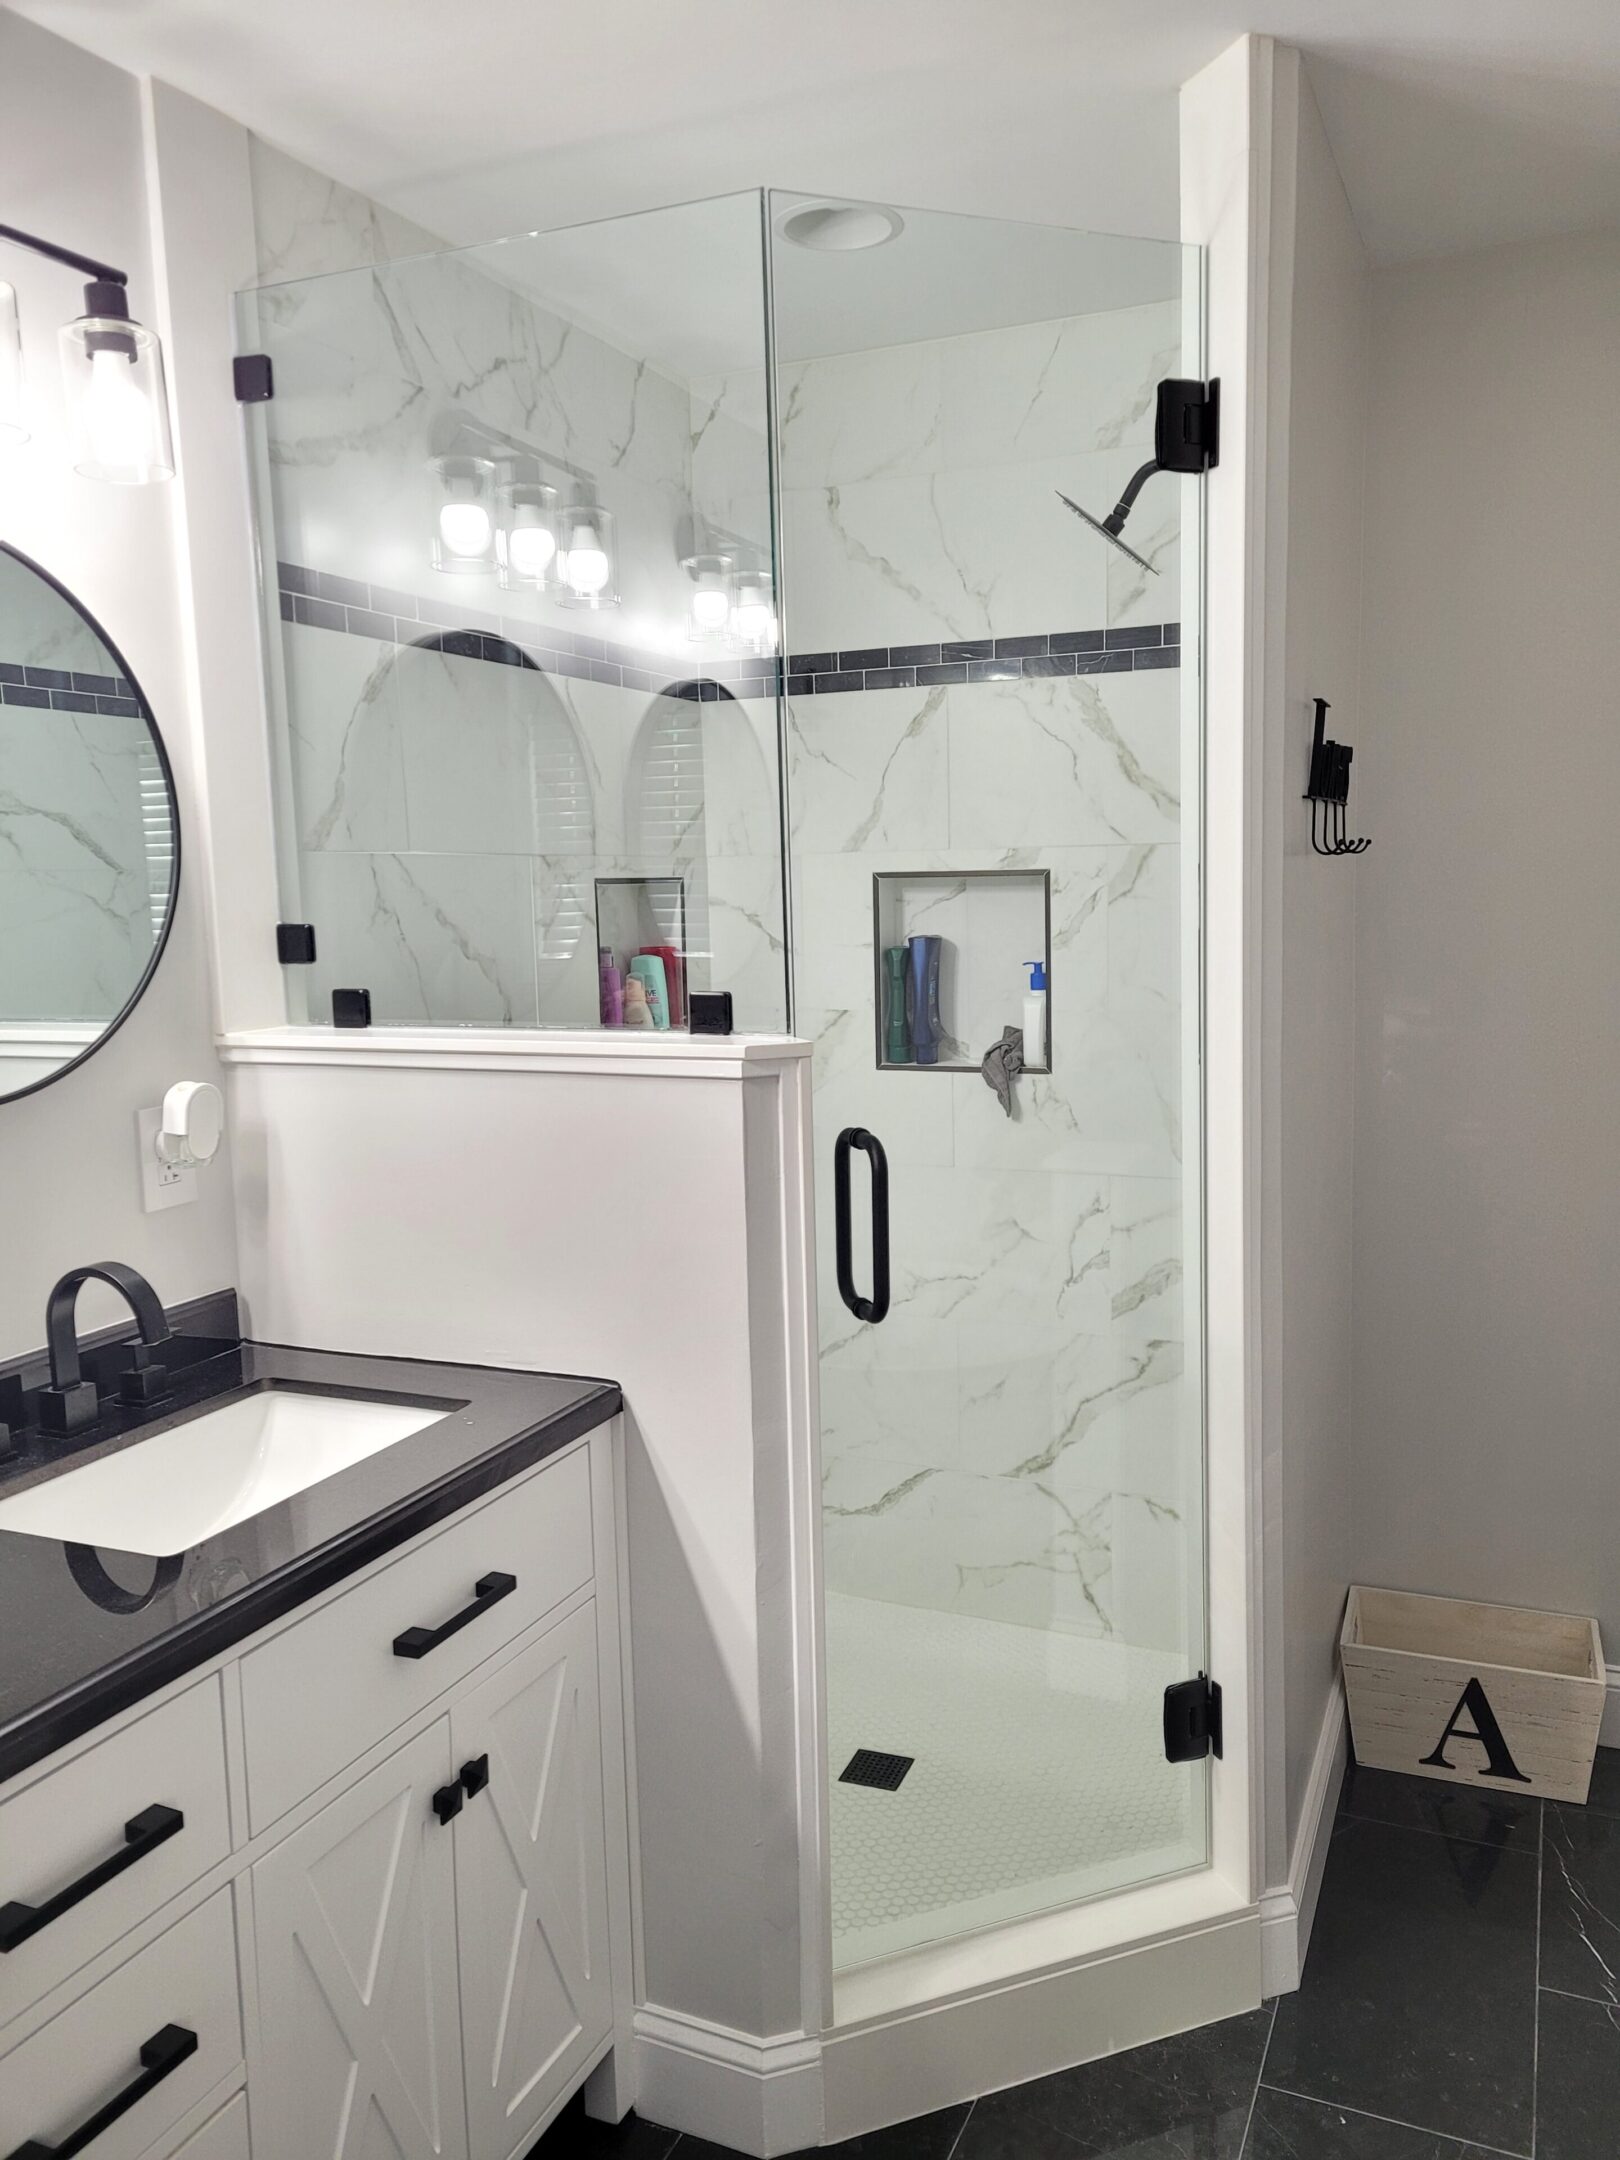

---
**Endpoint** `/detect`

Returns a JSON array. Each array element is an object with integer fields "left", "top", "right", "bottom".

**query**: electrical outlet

[{"left": 137, "top": 1106, "right": 196, "bottom": 1212}]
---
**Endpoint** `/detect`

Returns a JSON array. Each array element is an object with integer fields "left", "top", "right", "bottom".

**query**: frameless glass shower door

[{"left": 770, "top": 197, "right": 1209, "bottom": 1970}]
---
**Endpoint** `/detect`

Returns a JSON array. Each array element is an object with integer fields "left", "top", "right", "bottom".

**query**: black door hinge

[
  {"left": 276, "top": 922, "right": 316, "bottom": 965},
  {"left": 233, "top": 354, "right": 273, "bottom": 403},
  {"left": 1164, "top": 1673, "right": 1223, "bottom": 1762},
  {"left": 1154, "top": 378, "right": 1219, "bottom": 474}
]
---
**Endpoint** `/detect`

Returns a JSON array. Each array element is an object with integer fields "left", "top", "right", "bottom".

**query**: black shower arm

[{"left": 1100, "top": 457, "right": 1160, "bottom": 537}]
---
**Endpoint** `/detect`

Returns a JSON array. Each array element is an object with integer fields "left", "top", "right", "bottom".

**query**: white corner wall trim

[
  {"left": 217, "top": 1024, "right": 811, "bottom": 1081},
  {"left": 1259, "top": 1679, "right": 1346, "bottom": 1997},
  {"left": 632, "top": 2005, "right": 823, "bottom": 2160}
]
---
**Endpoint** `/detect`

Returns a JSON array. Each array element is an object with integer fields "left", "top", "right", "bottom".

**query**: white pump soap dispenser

[{"left": 1023, "top": 959, "right": 1047, "bottom": 1070}]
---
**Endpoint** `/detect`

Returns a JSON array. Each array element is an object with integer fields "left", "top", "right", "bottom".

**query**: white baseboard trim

[
  {"left": 1601, "top": 1666, "right": 1620, "bottom": 1748},
  {"left": 1260, "top": 1681, "right": 1347, "bottom": 1998},
  {"left": 633, "top": 2004, "right": 823, "bottom": 2159}
]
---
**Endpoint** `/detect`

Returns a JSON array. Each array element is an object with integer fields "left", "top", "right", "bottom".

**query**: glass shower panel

[
  {"left": 236, "top": 193, "right": 787, "bottom": 1032},
  {"left": 771, "top": 196, "right": 1208, "bottom": 1969}
]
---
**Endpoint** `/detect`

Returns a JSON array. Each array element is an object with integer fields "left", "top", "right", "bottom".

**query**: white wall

[
  {"left": 1353, "top": 230, "right": 1620, "bottom": 1647},
  {"left": 0, "top": 12, "right": 236, "bottom": 1350}
]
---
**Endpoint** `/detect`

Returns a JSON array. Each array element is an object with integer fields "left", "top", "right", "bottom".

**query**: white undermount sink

[{"left": 0, "top": 1384, "right": 451, "bottom": 1558}]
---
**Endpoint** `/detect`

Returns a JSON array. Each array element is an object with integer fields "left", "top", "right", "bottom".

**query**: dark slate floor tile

[
  {"left": 528, "top": 2092, "right": 680, "bottom": 2159},
  {"left": 953, "top": 2005, "right": 1272, "bottom": 2160},
  {"left": 676, "top": 2101, "right": 970, "bottom": 2160},
  {"left": 1536, "top": 1987, "right": 1620, "bottom": 2160},
  {"left": 1338, "top": 1762, "right": 1540, "bottom": 1853},
  {"left": 1247, "top": 2086, "right": 1498, "bottom": 2156},
  {"left": 1541, "top": 1803, "right": 1620, "bottom": 2004},
  {"left": 1580, "top": 1744, "right": 1620, "bottom": 1818},
  {"left": 1266, "top": 1818, "right": 1537, "bottom": 2151}
]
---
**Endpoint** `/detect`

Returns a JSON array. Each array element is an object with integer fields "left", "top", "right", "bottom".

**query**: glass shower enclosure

[{"left": 238, "top": 189, "right": 1207, "bottom": 1979}]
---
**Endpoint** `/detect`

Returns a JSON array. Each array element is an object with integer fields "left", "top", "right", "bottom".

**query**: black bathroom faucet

[{"left": 40, "top": 1262, "right": 172, "bottom": 1436}]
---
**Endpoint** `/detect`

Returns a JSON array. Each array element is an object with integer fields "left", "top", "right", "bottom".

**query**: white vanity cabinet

[
  {"left": 0, "top": 1420, "right": 630, "bottom": 2160},
  {"left": 253, "top": 1603, "right": 611, "bottom": 2160}
]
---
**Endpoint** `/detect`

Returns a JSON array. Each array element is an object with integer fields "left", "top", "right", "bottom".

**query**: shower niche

[{"left": 871, "top": 868, "right": 1051, "bottom": 1074}]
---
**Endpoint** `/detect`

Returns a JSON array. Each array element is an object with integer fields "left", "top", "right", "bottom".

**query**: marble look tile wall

[
  {"left": 244, "top": 166, "right": 787, "bottom": 1029},
  {"left": 785, "top": 301, "right": 1197, "bottom": 1655}
]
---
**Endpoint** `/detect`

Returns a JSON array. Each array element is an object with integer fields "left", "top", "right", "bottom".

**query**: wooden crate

[{"left": 1341, "top": 1586, "right": 1605, "bottom": 1805}]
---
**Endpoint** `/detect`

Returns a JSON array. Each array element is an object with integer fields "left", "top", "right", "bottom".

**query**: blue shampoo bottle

[{"left": 907, "top": 934, "right": 943, "bottom": 1065}]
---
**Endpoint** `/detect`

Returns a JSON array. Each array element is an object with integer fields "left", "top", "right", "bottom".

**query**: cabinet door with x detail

[{"left": 452, "top": 1602, "right": 613, "bottom": 2160}]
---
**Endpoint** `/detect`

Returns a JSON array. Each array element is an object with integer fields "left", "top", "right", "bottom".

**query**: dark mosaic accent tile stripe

[
  {"left": 2, "top": 683, "right": 49, "bottom": 708},
  {"left": 1535, "top": 1987, "right": 1620, "bottom": 2160},
  {"left": 1337, "top": 1763, "right": 1541, "bottom": 1854},
  {"left": 274, "top": 564, "right": 1180, "bottom": 694},
  {"left": 1248, "top": 2087, "right": 1502, "bottom": 2156},
  {"left": 24, "top": 664, "right": 74, "bottom": 689},
  {"left": 0, "top": 661, "right": 23, "bottom": 684},
  {"left": 70, "top": 670, "right": 119, "bottom": 696}
]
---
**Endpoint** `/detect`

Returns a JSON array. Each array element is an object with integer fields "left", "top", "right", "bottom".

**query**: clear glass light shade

[
  {"left": 0, "top": 283, "right": 27, "bottom": 447},
  {"left": 730, "top": 567, "right": 778, "bottom": 655},
  {"left": 558, "top": 502, "right": 618, "bottom": 609},
  {"left": 60, "top": 317, "right": 173, "bottom": 483},
  {"left": 496, "top": 479, "right": 559, "bottom": 590},
  {"left": 685, "top": 553, "right": 733, "bottom": 640},
  {"left": 430, "top": 454, "right": 497, "bottom": 574}
]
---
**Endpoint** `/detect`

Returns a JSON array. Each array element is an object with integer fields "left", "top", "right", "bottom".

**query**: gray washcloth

[{"left": 980, "top": 1025, "right": 1025, "bottom": 1116}]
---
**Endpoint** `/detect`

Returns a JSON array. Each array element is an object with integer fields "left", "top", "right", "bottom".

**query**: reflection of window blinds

[
  {"left": 137, "top": 744, "right": 173, "bottom": 943},
  {"left": 632, "top": 697, "right": 708, "bottom": 959},
  {"left": 529, "top": 689, "right": 593, "bottom": 959}
]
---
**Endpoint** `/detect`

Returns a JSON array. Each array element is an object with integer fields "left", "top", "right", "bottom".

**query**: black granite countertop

[{"left": 0, "top": 1292, "right": 620, "bottom": 1783}]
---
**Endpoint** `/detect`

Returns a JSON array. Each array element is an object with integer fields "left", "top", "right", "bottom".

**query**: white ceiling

[{"left": 9, "top": 0, "right": 1620, "bottom": 268}]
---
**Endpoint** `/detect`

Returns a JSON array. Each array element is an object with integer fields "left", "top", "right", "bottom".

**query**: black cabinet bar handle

[
  {"left": 392, "top": 1571, "right": 516, "bottom": 1659},
  {"left": 0, "top": 1806, "right": 183, "bottom": 1954},
  {"left": 8, "top": 2022, "right": 197, "bottom": 2160},
  {"left": 834, "top": 1126, "right": 891, "bottom": 1324}
]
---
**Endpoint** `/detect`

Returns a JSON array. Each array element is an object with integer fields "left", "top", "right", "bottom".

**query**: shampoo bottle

[
  {"left": 599, "top": 948, "right": 624, "bottom": 1027},
  {"left": 1022, "top": 959, "right": 1047, "bottom": 1069},
  {"left": 907, "top": 934, "right": 943, "bottom": 1065},
  {"left": 883, "top": 946, "right": 911, "bottom": 1063},
  {"left": 623, "top": 976, "right": 653, "bottom": 1028},
  {"left": 628, "top": 953, "right": 670, "bottom": 1029}
]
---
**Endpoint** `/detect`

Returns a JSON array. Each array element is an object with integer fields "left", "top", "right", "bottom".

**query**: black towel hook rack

[{"left": 1304, "top": 697, "right": 1370, "bottom": 856}]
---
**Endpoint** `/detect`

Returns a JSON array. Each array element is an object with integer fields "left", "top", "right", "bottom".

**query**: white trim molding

[
  {"left": 1601, "top": 1666, "right": 1620, "bottom": 1749},
  {"left": 1259, "top": 1681, "right": 1347, "bottom": 1997},
  {"left": 217, "top": 1024, "right": 810, "bottom": 1082},
  {"left": 633, "top": 2006, "right": 823, "bottom": 2160}
]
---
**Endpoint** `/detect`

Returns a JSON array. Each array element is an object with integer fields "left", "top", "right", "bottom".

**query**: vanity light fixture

[
  {"left": 683, "top": 551, "right": 733, "bottom": 639},
  {"left": 0, "top": 222, "right": 174, "bottom": 482},
  {"left": 558, "top": 495, "right": 618, "bottom": 609},
  {"left": 0, "top": 282, "right": 25, "bottom": 446},
  {"left": 430, "top": 454, "right": 498, "bottom": 574},
  {"left": 729, "top": 564, "right": 777, "bottom": 655},
  {"left": 496, "top": 472, "right": 560, "bottom": 591}
]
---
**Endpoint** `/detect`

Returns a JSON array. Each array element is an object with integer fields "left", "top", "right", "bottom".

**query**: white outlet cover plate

[{"left": 137, "top": 1106, "right": 196, "bottom": 1211}]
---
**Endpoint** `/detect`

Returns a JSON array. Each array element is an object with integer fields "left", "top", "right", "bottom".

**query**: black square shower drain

[{"left": 840, "top": 1748, "right": 914, "bottom": 1791}]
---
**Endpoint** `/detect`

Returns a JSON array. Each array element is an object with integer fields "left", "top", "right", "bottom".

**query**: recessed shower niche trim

[{"left": 871, "top": 868, "right": 1052, "bottom": 1076}]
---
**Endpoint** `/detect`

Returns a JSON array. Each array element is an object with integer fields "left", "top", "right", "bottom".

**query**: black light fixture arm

[{"left": 0, "top": 222, "right": 130, "bottom": 315}]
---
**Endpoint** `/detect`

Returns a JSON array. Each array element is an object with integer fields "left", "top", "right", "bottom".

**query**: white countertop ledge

[{"left": 217, "top": 1024, "right": 812, "bottom": 1078}]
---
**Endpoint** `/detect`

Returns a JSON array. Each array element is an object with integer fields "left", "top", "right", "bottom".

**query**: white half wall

[
  {"left": 1353, "top": 230, "right": 1620, "bottom": 1649},
  {"left": 0, "top": 13, "right": 237, "bottom": 1349},
  {"left": 221, "top": 1029, "right": 825, "bottom": 2152}
]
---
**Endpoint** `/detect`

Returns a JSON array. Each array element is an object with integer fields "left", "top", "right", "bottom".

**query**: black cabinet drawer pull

[
  {"left": 431, "top": 1780, "right": 463, "bottom": 1826},
  {"left": 459, "top": 1754, "right": 490, "bottom": 1799},
  {"left": 8, "top": 2021, "right": 197, "bottom": 2160},
  {"left": 0, "top": 1806, "right": 184, "bottom": 1954},
  {"left": 392, "top": 1572, "right": 516, "bottom": 1659}
]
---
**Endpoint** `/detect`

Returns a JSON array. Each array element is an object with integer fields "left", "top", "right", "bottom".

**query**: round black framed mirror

[{"left": 0, "top": 542, "right": 179, "bottom": 1102}]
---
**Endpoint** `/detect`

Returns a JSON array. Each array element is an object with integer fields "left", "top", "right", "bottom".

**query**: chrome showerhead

[{"left": 1054, "top": 489, "right": 1158, "bottom": 579}]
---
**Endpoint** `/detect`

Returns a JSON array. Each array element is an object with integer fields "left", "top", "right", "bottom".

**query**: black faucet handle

[
  {"left": 38, "top": 1379, "right": 101, "bottom": 1436},
  {"left": 117, "top": 1343, "right": 170, "bottom": 1407}
]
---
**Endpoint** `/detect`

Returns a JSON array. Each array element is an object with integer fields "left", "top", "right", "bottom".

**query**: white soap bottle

[{"left": 1022, "top": 959, "right": 1047, "bottom": 1070}]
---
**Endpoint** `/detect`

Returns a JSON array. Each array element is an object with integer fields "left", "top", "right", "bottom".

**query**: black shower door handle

[{"left": 834, "top": 1127, "right": 890, "bottom": 1324}]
